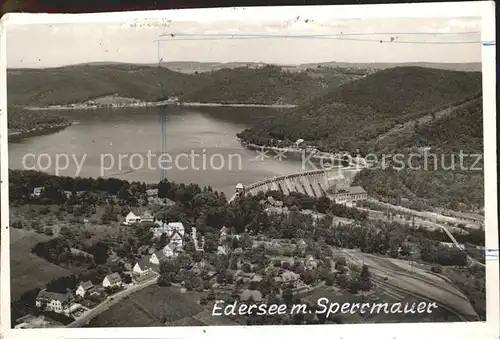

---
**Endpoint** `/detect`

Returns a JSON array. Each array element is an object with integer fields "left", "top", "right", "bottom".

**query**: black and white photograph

[{"left": 0, "top": 3, "right": 498, "bottom": 338}]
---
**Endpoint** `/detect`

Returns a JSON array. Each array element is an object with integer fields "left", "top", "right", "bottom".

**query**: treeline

[
  {"left": 180, "top": 65, "right": 356, "bottom": 105},
  {"left": 8, "top": 106, "right": 69, "bottom": 134},
  {"left": 8, "top": 64, "right": 363, "bottom": 107},
  {"left": 31, "top": 234, "right": 110, "bottom": 269},
  {"left": 9, "top": 169, "right": 149, "bottom": 206},
  {"left": 7, "top": 64, "right": 211, "bottom": 106}
]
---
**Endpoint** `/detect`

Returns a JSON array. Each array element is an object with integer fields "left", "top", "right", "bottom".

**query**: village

[
  {"left": 10, "top": 172, "right": 487, "bottom": 328},
  {"left": 14, "top": 185, "right": 352, "bottom": 328}
]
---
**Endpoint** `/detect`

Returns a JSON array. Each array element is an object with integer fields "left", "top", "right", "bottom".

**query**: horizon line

[{"left": 7, "top": 60, "right": 482, "bottom": 71}]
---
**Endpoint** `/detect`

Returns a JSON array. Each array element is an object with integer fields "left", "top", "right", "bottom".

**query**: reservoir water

[{"left": 8, "top": 106, "right": 307, "bottom": 197}]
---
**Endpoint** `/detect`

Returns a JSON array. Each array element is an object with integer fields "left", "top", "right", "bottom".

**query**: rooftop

[
  {"left": 79, "top": 281, "right": 94, "bottom": 290},
  {"left": 36, "top": 290, "right": 70, "bottom": 304},
  {"left": 104, "top": 272, "right": 122, "bottom": 284}
]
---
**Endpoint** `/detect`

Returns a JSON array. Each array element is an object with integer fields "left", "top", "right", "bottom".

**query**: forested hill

[
  {"left": 179, "top": 65, "right": 363, "bottom": 105},
  {"left": 7, "top": 64, "right": 211, "bottom": 106},
  {"left": 7, "top": 64, "right": 366, "bottom": 107},
  {"left": 352, "top": 97, "right": 484, "bottom": 212},
  {"left": 238, "top": 66, "right": 482, "bottom": 153}
]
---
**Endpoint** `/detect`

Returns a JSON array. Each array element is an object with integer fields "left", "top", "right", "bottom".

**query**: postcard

[{"left": 0, "top": 2, "right": 498, "bottom": 339}]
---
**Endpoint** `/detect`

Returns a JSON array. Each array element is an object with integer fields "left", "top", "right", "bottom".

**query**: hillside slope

[
  {"left": 180, "top": 65, "right": 363, "bottom": 105},
  {"left": 352, "top": 97, "right": 484, "bottom": 212},
  {"left": 238, "top": 66, "right": 482, "bottom": 152},
  {"left": 7, "top": 64, "right": 211, "bottom": 106},
  {"left": 8, "top": 63, "right": 365, "bottom": 107}
]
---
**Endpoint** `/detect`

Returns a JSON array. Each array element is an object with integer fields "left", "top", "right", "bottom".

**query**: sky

[{"left": 7, "top": 17, "right": 482, "bottom": 68}]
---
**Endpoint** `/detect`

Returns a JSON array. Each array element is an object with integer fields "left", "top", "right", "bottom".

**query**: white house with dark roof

[
  {"left": 102, "top": 273, "right": 122, "bottom": 288},
  {"left": 167, "top": 222, "right": 185, "bottom": 237},
  {"left": 152, "top": 221, "right": 185, "bottom": 238},
  {"left": 169, "top": 231, "right": 184, "bottom": 250},
  {"left": 31, "top": 187, "right": 45, "bottom": 198},
  {"left": 217, "top": 245, "right": 229, "bottom": 256},
  {"left": 124, "top": 212, "right": 141, "bottom": 225},
  {"left": 75, "top": 281, "right": 95, "bottom": 298},
  {"left": 35, "top": 290, "right": 71, "bottom": 314},
  {"left": 134, "top": 257, "right": 154, "bottom": 275},
  {"left": 149, "top": 243, "right": 177, "bottom": 265}
]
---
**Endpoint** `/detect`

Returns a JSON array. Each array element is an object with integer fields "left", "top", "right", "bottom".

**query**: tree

[
  {"left": 157, "top": 273, "right": 173, "bottom": 286},
  {"left": 242, "top": 263, "right": 251, "bottom": 273},
  {"left": 348, "top": 279, "right": 360, "bottom": 294},
  {"left": 230, "top": 257, "right": 238, "bottom": 270},
  {"left": 358, "top": 265, "right": 372, "bottom": 291}
]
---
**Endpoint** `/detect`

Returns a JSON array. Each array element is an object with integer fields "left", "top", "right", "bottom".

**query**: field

[
  {"left": 89, "top": 285, "right": 207, "bottom": 327},
  {"left": 10, "top": 228, "right": 72, "bottom": 299}
]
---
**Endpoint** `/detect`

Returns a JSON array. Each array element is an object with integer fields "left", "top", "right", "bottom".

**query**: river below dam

[{"left": 8, "top": 106, "right": 313, "bottom": 197}]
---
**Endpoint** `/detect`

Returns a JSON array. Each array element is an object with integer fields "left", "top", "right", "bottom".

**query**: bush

[
  {"left": 431, "top": 265, "right": 443, "bottom": 274},
  {"left": 11, "top": 220, "right": 23, "bottom": 229}
]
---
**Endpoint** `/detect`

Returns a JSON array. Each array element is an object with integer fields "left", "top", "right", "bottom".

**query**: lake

[{"left": 8, "top": 106, "right": 308, "bottom": 197}]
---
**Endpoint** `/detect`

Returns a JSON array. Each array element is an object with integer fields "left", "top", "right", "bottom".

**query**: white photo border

[{"left": 0, "top": 1, "right": 497, "bottom": 339}]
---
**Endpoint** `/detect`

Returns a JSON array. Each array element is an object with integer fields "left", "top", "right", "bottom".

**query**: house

[
  {"left": 191, "top": 227, "right": 205, "bottom": 251},
  {"left": 219, "top": 226, "right": 229, "bottom": 241},
  {"left": 75, "top": 281, "right": 95, "bottom": 298},
  {"left": 217, "top": 245, "right": 228, "bottom": 256},
  {"left": 134, "top": 257, "right": 154, "bottom": 275},
  {"left": 163, "top": 243, "right": 178, "bottom": 257},
  {"left": 124, "top": 212, "right": 141, "bottom": 225},
  {"left": 296, "top": 239, "right": 307, "bottom": 251},
  {"left": 328, "top": 186, "right": 367, "bottom": 204},
  {"left": 152, "top": 221, "right": 185, "bottom": 238},
  {"left": 169, "top": 231, "right": 184, "bottom": 250},
  {"left": 35, "top": 290, "right": 70, "bottom": 314},
  {"left": 305, "top": 255, "right": 318, "bottom": 269},
  {"left": 102, "top": 273, "right": 122, "bottom": 288},
  {"left": 63, "top": 191, "right": 73, "bottom": 199},
  {"left": 141, "top": 211, "right": 154, "bottom": 223},
  {"left": 149, "top": 250, "right": 167, "bottom": 265},
  {"left": 266, "top": 196, "right": 284, "bottom": 208},
  {"left": 149, "top": 243, "right": 177, "bottom": 265},
  {"left": 146, "top": 188, "right": 159, "bottom": 197},
  {"left": 281, "top": 271, "right": 300, "bottom": 284},
  {"left": 251, "top": 274, "right": 263, "bottom": 282},
  {"left": 235, "top": 183, "right": 245, "bottom": 197},
  {"left": 31, "top": 187, "right": 44, "bottom": 198},
  {"left": 167, "top": 222, "right": 185, "bottom": 237},
  {"left": 240, "top": 289, "right": 262, "bottom": 302}
]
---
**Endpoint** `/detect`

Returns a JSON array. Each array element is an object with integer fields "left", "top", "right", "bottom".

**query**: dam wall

[{"left": 230, "top": 166, "right": 362, "bottom": 203}]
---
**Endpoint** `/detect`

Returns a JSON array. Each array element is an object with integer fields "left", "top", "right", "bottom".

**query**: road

[{"left": 67, "top": 273, "right": 158, "bottom": 328}]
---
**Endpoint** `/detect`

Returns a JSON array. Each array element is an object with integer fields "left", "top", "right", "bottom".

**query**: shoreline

[
  {"left": 24, "top": 102, "right": 297, "bottom": 111},
  {"left": 238, "top": 139, "right": 364, "bottom": 166},
  {"left": 178, "top": 102, "right": 297, "bottom": 108},
  {"left": 8, "top": 122, "right": 73, "bottom": 139}
]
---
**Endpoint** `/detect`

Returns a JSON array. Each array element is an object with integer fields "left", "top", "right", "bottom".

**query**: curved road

[{"left": 67, "top": 273, "right": 158, "bottom": 328}]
